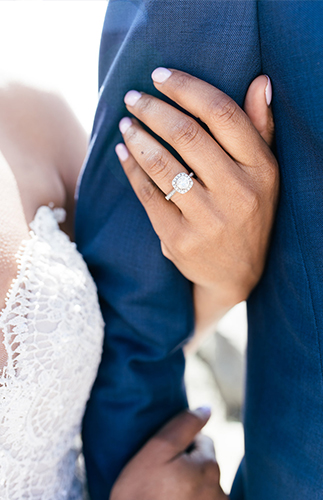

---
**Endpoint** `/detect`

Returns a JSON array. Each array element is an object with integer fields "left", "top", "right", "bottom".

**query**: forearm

[{"left": 186, "top": 283, "right": 243, "bottom": 353}]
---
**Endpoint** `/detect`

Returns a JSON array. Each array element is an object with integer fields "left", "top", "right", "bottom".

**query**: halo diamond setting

[
  {"left": 172, "top": 172, "right": 194, "bottom": 193},
  {"left": 165, "top": 172, "right": 194, "bottom": 201}
]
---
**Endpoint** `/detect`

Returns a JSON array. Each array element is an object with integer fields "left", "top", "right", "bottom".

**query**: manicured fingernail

[
  {"left": 265, "top": 75, "right": 272, "bottom": 106},
  {"left": 115, "top": 143, "right": 129, "bottom": 161},
  {"left": 119, "top": 117, "right": 132, "bottom": 134},
  {"left": 124, "top": 90, "right": 142, "bottom": 106},
  {"left": 151, "top": 67, "right": 172, "bottom": 83},
  {"left": 192, "top": 406, "right": 212, "bottom": 420}
]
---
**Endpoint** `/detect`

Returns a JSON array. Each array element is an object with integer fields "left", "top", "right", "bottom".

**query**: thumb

[
  {"left": 244, "top": 74, "right": 275, "bottom": 148},
  {"left": 145, "top": 407, "right": 211, "bottom": 461}
]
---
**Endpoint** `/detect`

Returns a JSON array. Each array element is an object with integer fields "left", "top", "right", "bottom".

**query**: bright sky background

[{"left": 0, "top": 1, "right": 108, "bottom": 133}]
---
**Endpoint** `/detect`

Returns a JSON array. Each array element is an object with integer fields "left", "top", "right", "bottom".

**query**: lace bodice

[{"left": 0, "top": 206, "right": 104, "bottom": 500}]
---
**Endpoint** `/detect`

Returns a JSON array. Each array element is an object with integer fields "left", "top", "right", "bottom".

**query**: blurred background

[
  {"left": 0, "top": 1, "right": 247, "bottom": 494},
  {"left": 0, "top": 1, "right": 106, "bottom": 134}
]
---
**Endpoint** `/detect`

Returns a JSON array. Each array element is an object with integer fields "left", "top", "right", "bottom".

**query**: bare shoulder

[
  {"left": 0, "top": 150, "right": 29, "bottom": 310},
  {"left": 0, "top": 79, "right": 88, "bottom": 193},
  {"left": 0, "top": 79, "right": 88, "bottom": 236},
  {"left": 0, "top": 149, "right": 30, "bottom": 370}
]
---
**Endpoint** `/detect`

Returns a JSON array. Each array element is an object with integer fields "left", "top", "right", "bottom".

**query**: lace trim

[
  {"left": 0, "top": 205, "right": 65, "bottom": 318},
  {"left": 0, "top": 204, "right": 104, "bottom": 499},
  {"left": 0, "top": 205, "right": 65, "bottom": 379},
  {"left": 0, "top": 233, "right": 33, "bottom": 318},
  {"left": 0, "top": 233, "right": 34, "bottom": 379}
]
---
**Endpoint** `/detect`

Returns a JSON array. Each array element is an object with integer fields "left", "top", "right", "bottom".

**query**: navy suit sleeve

[{"left": 75, "top": 1, "right": 260, "bottom": 498}]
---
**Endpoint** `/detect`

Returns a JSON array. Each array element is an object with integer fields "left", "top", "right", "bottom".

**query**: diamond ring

[{"left": 165, "top": 172, "right": 194, "bottom": 201}]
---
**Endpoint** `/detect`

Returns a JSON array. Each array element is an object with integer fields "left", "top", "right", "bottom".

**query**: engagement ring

[{"left": 165, "top": 172, "right": 194, "bottom": 201}]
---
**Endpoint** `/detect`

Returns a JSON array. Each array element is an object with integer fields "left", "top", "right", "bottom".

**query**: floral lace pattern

[{"left": 0, "top": 206, "right": 104, "bottom": 499}]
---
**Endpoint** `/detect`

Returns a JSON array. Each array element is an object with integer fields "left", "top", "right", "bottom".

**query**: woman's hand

[
  {"left": 116, "top": 69, "right": 279, "bottom": 330},
  {"left": 110, "top": 407, "right": 228, "bottom": 500}
]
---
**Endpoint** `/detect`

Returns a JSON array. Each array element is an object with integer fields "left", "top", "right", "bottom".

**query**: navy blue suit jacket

[{"left": 75, "top": 2, "right": 323, "bottom": 499}]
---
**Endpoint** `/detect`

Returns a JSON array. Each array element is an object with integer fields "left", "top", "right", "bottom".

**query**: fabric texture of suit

[{"left": 75, "top": 1, "right": 323, "bottom": 499}]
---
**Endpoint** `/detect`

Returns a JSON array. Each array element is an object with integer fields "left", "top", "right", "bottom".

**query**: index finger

[{"left": 151, "top": 68, "right": 267, "bottom": 168}]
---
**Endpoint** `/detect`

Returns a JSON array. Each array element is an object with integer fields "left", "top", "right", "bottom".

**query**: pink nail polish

[
  {"left": 115, "top": 143, "right": 129, "bottom": 161},
  {"left": 151, "top": 67, "right": 172, "bottom": 84},
  {"left": 124, "top": 90, "right": 142, "bottom": 106},
  {"left": 265, "top": 75, "right": 272, "bottom": 106},
  {"left": 119, "top": 117, "right": 132, "bottom": 134},
  {"left": 192, "top": 406, "right": 212, "bottom": 420}
]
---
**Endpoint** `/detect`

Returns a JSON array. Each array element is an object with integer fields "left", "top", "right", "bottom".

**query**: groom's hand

[{"left": 110, "top": 407, "right": 228, "bottom": 500}]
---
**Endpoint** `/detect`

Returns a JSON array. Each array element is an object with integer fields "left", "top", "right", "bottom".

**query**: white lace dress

[{"left": 0, "top": 206, "right": 105, "bottom": 500}]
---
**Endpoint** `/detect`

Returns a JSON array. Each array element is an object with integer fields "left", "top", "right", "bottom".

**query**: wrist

[
  {"left": 192, "top": 282, "right": 246, "bottom": 341},
  {"left": 185, "top": 283, "right": 244, "bottom": 354}
]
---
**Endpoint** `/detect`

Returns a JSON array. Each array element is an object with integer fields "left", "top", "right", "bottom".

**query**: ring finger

[{"left": 119, "top": 116, "right": 207, "bottom": 211}]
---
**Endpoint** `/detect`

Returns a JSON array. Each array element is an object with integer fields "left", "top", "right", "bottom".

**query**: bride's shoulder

[
  {"left": 0, "top": 78, "right": 88, "bottom": 238},
  {"left": 0, "top": 78, "right": 88, "bottom": 181},
  {"left": 0, "top": 78, "right": 64, "bottom": 143},
  {"left": 0, "top": 151, "right": 30, "bottom": 311}
]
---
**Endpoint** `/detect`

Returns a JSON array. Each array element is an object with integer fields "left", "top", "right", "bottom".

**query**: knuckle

[
  {"left": 252, "top": 151, "right": 279, "bottom": 192},
  {"left": 174, "top": 233, "right": 195, "bottom": 258},
  {"left": 211, "top": 94, "right": 238, "bottom": 126},
  {"left": 241, "top": 186, "right": 261, "bottom": 216},
  {"left": 172, "top": 118, "right": 201, "bottom": 148},
  {"left": 138, "top": 94, "right": 155, "bottom": 114},
  {"left": 164, "top": 229, "right": 185, "bottom": 257},
  {"left": 160, "top": 241, "right": 172, "bottom": 260},
  {"left": 124, "top": 124, "right": 138, "bottom": 143},
  {"left": 171, "top": 71, "right": 192, "bottom": 92},
  {"left": 146, "top": 149, "right": 170, "bottom": 180},
  {"left": 138, "top": 178, "right": 158, "bottom": 204},
  {"left": 263, "top": 158, "right": 279, "bottom": 189}
]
